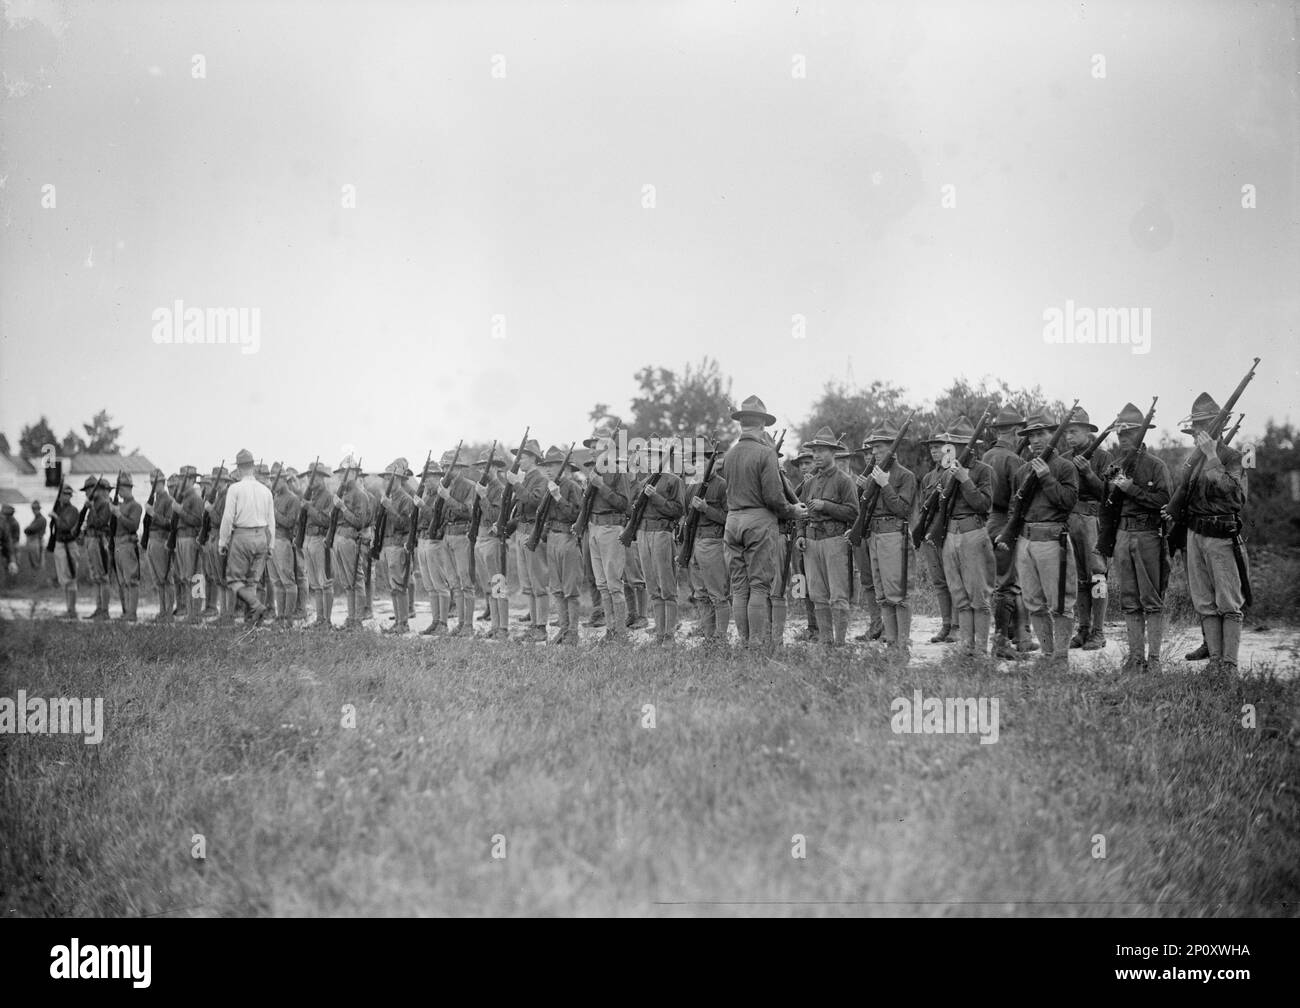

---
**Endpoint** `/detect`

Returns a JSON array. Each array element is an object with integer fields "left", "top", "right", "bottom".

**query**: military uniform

[
  {"left": 934, "top": 418, "right": 996, "bottom": 656},
  {"left": 511, "top": 441, "right": 552, "bottom": 640},
  {"left": 202, "top": 470, "right": 235, "bottom": 623},
  {"left": 859, "top": 424, "right": 917, "bottom": 658},
  {"left": 329, "top": 459, "right": 372, "bottom": 630},
  {"left": 174, "top": 471, "right": 207, "bottom": 622},
  {"left": 375, "top": 459, "right": 416, "bottom": 634},
  {"left": 685, "top": 453, "right": 729, "bottom": 641},
  {"left": 537, "top": 447, "right": 585, "bottom": 644},
  {"left": 268, "top": 467, "right": 303, "bottom": 623},
  {"left": 722, "top": 396, "right": 805, "bottom": 650},
  {"left": 984, "top": 407, "right": 1036, "bottom": 657},
  {"left": 23, "top": 505, "right": 46, "bottom": 577},
  {"left": 303, "top": 463, "right": 337, "bottom": 628},
  {"left": 916, "top": 431, "right": 956, "bottom": 644},
  {"left": 82, "top": 478, "right": 113, "bottom": 619},
  {"left": 797, "top": 427, "right": 858, "bottom": 646},
  {"left": 414, "top": 458, "right": 449, "bottom": 635},
  {"left": 622, "top": 473, "right": 649, "bottom": 629},
  {"left": 143, "top": 470, "right": 177, "bottom": 622},
  {"left": 635, "top": 453, "right": 685, "bottom": 643},
  {"left": 108, "top": 473, "right": 144, "bottom": 620},
  {"left": 471, "top": 451, "right": 510, "bottom": 640},
  {"left": 1060, "top": 408, "right": 1112, "bottom": 649},
  {"left": 1008, "top": 413, "right": 1080, "bottom": 663},
  {"left": 436, "top": 455, "right": 478, "bottom": 636},
  {"left": 48, "top": 487, "right": 82, "bottom": 617},
  {"left": 1106, "top": 403, "right": 1172, "bottom": 671}
]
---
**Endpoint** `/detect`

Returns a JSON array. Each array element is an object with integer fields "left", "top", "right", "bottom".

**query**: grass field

[{"left": 2, "top": 616, "right": 1298, "bottom": 917}]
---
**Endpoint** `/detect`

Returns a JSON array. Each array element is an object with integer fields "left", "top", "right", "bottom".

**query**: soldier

[
  {"left": 537, "top": 445, "right": 585, "bottom": 644},
  {"left": 507, "top": 438, "right": 551, "bottom": 642},
  {"left": 173, "top": 466, "right": 206, "bottom": 623},
  {"left": 917, "top": 428, "right": 956, "bottom": 644},
  {"left": 622, "top": 452, "right": 650, "bottom": 631},
  {"left": 635, "top": 439, "right": 686, "bottom": 644},
  {"left": 192, "top": 472, "right": 217, "bottom": 617},
  {"left": 685, "top": 445, "right": 729, "bottom": 644},
  {"left": 301, "top": 460, "right": 337, "bottom": 630},
  {"left": 413, "top": 456, "right": 446, "bottom": 635},
  {"left": 48, "top": 482, "right": 82, "bottom": 618},
  {"left": 840, "top": 442, "right": 884, "bottom": 642},
  {"left": 788, "top": 445, "right": 820, "bottom": 643},
  {"left": 936, "top": 417, "right": 996, "bottom": 657},
  {"left": 984, "top": 407, "right": 1038, "bottom": 659},
  {"left": 267, "top": 464, "right": 302, "bottom": 625},
  {"left": 202, "top": 467, "right": 236, "bottom": 624},
  {"left": 23, "top": 501, "right": 46, "bottom": 579},
  {"left": 722, "top": 395, "right": 808, "bottom": 651},
  {"left": 853, "top": 424, "right": 917, "bottom": 661},
  {"left": 374, "top": 459, "right": 416, "bottom": 634},
  {"left": 1005, "top": 412, "right": 1079, "bottom": 665},
  {"left": 1060, "top": 408, "right": 1112, "bottom": 650},
  {"left": 1106, "top": 403, "right": 1172, "bottom": 672},
  {"left": 81, "top": 476, "right": 113, "bottom": 621},
  {"left": 580, "top": 429, "right": 632, "bottom": 644},
  {"left": 108, "top": 472, "right": 143, "bottom": 621},
  {"left": 218, "top": 448, "right": 273, "bottom": 626},
  {"left": 142, "top": 469, "right": 176, "bottom": 623},
  {"left": 471, "top": 449, "right": 510, "bottom": 640},
  {"left": 796, "top": 427, "right": 858, "bottom": 647},
  {"left": 1163, "top": 392, "right": 1248, "bottom": 674},
  {"left": 326, "top": 456, "right": 371, "bottom": 631},
  {"left": 253, "top": 462, "right": 275, "bottom": 613},
  {"left": 434, "top": 450, "right": 477, "bottom": 636}
]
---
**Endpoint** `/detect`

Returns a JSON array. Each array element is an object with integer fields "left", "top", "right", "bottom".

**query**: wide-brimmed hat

[
  {"left": 57, "top": 484, "right": 73, "bottom": 497},
  {"left": 922, "top": 428, "right": 953, "bottom": 446},
  {"left": 334, "top": 455, "right": 364, "bottom": 476},
  {"left": 803, "top": 426, "right": 844, "bottom": 451},
  {"left": 1019, "top": 412, "right": 1059, "bottom": 435},
  {"left": 863, "top": 423, "right": 901, "bottom": 446},
  {"left": 583, "top": 425, "right": 618, "bottom": 449},
  {"left": 731, "top": 395, "right": 777, "bottom": 427},
  {"left": 149, "top": 467, "right": 165, "bottom": 481},
  {"left": 304, "top": 461, "right": 331, "bottom": 479},
  {"left": 81, "top": 476, "right": 98, "bottom": 492},
  {"left": 1113, "top": 402, "right": 1156, "bottom": 432},
  {"left": 112, "top": 471, "right": 132, "bottom": 487},
  {"left": 234, "top": 448, "right": 255, "bottom": 467},
  {"left": 422, "top": 457, "right": 444, "bottom": 477},
  {"left": 1063, "top": 407, "right": 1099, "bottom": 432},
  {"left": 944, "top": 416, "right": 977, "bottom": 444},
  {"left": 542, "top": 444, "right": 569, "bottom": 465},
  {"left": 211, "top": 465, "right": 231, "bottom": 481},
  {"left": 516, "top": 438, "right": 544, "bottom": 462},
  {"left": 178, "top": 465, "right": 198, "bottom": 478},
  {"left": 990, "top": 406, "right": 1025, "bottom": 429},
  {"left": 1180, "top": 392, "right": 1219, "bottom": 430},
  {"left": 472, "top": 450, "right": 506, "bottom": 468}
]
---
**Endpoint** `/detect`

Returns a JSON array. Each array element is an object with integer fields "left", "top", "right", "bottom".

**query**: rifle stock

[
  {"left": 619, "top": 440, "right": 673, "bottom": 548},
  {"left": 913, "top": 403, "right": 994, "bottom": 549},
  {"left": 527, "top": 443, "right": 575, "bottom": 552},
  {"left": 675, "top": 438, "right": 718, "bottom": 567},
  {"left": 926, "top": 405, "right": 996, "bottom": 553},
  {"left": 847, "top": 416, "right": 914, "bottom": 548},
  {"left": 995, "top": 402, "right": 1079, "bottom": 550},
  {"left": 294, "top": 457, "right": 321, "bottom": 550}
]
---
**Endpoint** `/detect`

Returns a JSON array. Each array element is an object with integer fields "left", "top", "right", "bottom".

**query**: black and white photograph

[{"left": 1, "top": 0, "right": 1297, "bottom": 944}]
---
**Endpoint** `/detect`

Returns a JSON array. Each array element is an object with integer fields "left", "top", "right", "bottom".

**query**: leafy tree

[
  {"left": 591, "top": 356, "right": 734, "bottom": 439},
  {"left": 0, "top": 432, "right": 9, "bottom": 456},
  {"left": 81, "top": 409, "right": 123, "bottom": 454},
  {"left": 60, "top": 429, "right": 86, "bottom": 456},
  {"left": 18, "top": 416, "right": 58, "bottom": 459},
  {"left": 797, "top": 379, "right": 911, "bottom": 454}
]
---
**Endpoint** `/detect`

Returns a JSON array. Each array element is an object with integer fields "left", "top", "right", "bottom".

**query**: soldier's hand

[
  {"left": 1030, "top": 457, "right": 1050, "bottom": 479},
  {"left": 689, "top": 496, "right": 707, "bottom": 512},
  {"left": 852, "top": 472, "right": 871, "bottom": 490},
  {"left": 809, "top": 498, "right": 825, "bottom": 514},
  {"left": 219, "top": 547, "right": 229, "bottom": 558},
  {"left": 437, "top": 485, "right": 452, "bottom": 501},
  {"left": 6, "top": 561, "right": 17, "bottom": 575},
  {"left": 954, "top": 464, "right": 970, "bottom": 483},
  {"left": 381, "top": 497, "right": 397, "bottom": 513},
  {"left": 474, "top": 482, "right": 488, "bottom": 500},
  {"left": 1194, "top": 430, "right": 1218, "bottom": 462},
  {"left": 143, "top": 504, "right": 154, "bottom": 518},
  {"left": 796, "top": 536, "right": 807, "bottom": 552},
  {"left": 330, "top": 493, "right": 343, "bottom": 508},
  {"left": 870, "top": 466, "right": 889, "bottom": 487},
  {"left": 790, "top": 502, "right": 810, "bottom": 520},
  {"left": 547, "top": 481, "right": 561, "bottom": 499},
  {"left": 1072, "top": 455, "right": 1089, "bottom": 471},
  {"left": 1159, "top": 505, "right": 1172, "bottom": 522},
  {"left": 505, "top": 469, "right": 523, "bottom": 486},
  {"left": 1112, "top": 474, "right": 1133, "bottom": 494},
  {"left": 204, "top": 501, "right": 214, "bottom": 513}
]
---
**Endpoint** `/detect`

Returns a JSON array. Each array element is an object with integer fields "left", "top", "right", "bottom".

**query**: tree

[
  {"left": 592, "top": 356, "right": 734, "bottom": 438},
  {"left": 0, "top": 432, "right": 9, "bottom": 456},
  {"left": 18, "top": 416, "right": 58, "bottom": 459},
  {"left": 81, "top": 409, "right": 123, "bottom": 454},
  {"left": 798, "top": 379, "right": 912, "bottom": 456},
  {"left": 60, "top": 429, "right": 86, "bottom": 456}
]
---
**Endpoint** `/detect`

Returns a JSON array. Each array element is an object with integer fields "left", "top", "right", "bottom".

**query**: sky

[{"left": 1, "top": 0, "right": 1296, "bottom": 473}]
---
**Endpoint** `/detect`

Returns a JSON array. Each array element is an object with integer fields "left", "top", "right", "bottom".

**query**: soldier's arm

[
  {"left": 655, "top": 476, "right": 684, "bottom": 519},
  {"left": 1203, "top": 449, "right": 1246, "bottom": 509},
  {"left": 592, "top": 473, "right": 629, "bottom": 512},
  {"left": 1126, "top": 456, "right": 1172, "bottom": 511},
  {"left": 820, "top": 474, "right": 859, "bottom": 523},
  {"left": 958, "top": 464, "right": 992, "bottom": 512},
  {"left": 218, "top": 490, "right": 235, "bottom": 548},
  {"left": 342, "top": 493, "right": 370, "bottom": 530},
  {"left": 1039, "top": 458, "right": 1078, "bottom": 511},
  {"left": 390, "top": 494, "right": 414, "bottom": 535},
  {"left": 877, "top": 470, "right": 911, "bottom": 518}
]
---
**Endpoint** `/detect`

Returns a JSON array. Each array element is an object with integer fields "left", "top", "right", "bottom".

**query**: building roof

[
  {"left": 65, "top": 453, "right": 157, "bottom": 475},
  {"left": 0, "top": 487, "right": 33, "bottom": 507},
  {"left": 0, "top": 451, "right": 37, "bottom": 475}
]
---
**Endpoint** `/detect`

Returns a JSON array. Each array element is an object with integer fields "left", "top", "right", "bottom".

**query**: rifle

[
  {"left": 769, "top": 430, "right": 800, "bottom": 591},
  {"left": 494, "top": 428, "right": 531, "bottom": 540},
  {"left": 912, "top": 403, "right": 994, "bottom": 549},
  {"left": 429, "top": 441, "right": 464, "bottom": 542},
  {"left": 163, "top": 472, "right": 190, "bottom": 583},
  {"left": 1097, "top": 397, "right": 1158, "bottom": 558},
  {"left": 107, "top": 474, "right": 123, "bottom": 576},
  {"left": 468, "top": 441, "right": 497, "bottom": 582},
  {"left": 370, "top": 467, "right": 402, "bottom": 561},
  {"left": 1223, "top": 413, "right": 1244, "bottom": 447},
  {"left": 403, "top": 450, "right": 434, "bottom": 566},
  {"left": 46, "top": 481, "right": 63, "bottom": 555},
  {"left": 324, "top": 457, "right": 361, "bottom": 580},
  {"left": 994, "top": 402, "right": 1080, "bottom": 550},
  {"left": 675, "top": 439, "right": 718, "bottom": 567},
  {"left": 572, "top": 426, "right": 620, "bottom": 538},
  {"left": 198, "top": 460, "right": 224, "bottom": 547},
  {"left": 294, "top": 456, "right": 322, "bottom": 551},
  {"left": 1165, "top": 357, "right": 1260, "bottom": 555},
  {"left": 141, "top": 473, "right": 162, "bottom": 548},
  {"left": 922, "top": 405, "right": 997, "bottom": 553},
  {"left": 528, "top": 443, "right": 575, "bottom": 552},
  {"left": 619, "top": 440, "right": 675, "bottom": 548},
  {"left": 846, "top": 416, "right": 915, "bottom": 548}
]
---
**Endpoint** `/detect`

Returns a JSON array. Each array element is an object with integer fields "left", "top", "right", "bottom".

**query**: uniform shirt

[
  {"left": 1008, "top": 453, "right": 1078, "bottom": 524},
  {"left": 84, "top": 497, "right": 112, "bottom": 534},
  {"left": 587, "top": 470, "right": 631, "bottom": 517},
  {"left": 150, "top": 490, "right": 176, "bottom": 533},
  {"left": 870, "top": 462, "right": 917, "bottom": 521},
  {"left": 335, "top": 484, "right": 372, "bottom": 533},
  {"left": 381, "top": 484, "right": 415, "bottom": 540},
  {"left": 518, "top": 467, "right": 550, "bottom": 522},
  {"left": 798, "top": 464, "right": 858, "bottom": 534},
  {"left": 476, "top": 475, "right": 505, "bottom": 533},
  {"left": 1185, "top": 442, "right": 1245, "bottom": 518},
  {"left": 441, "top": 474, "right": 477, "bottom": 524},
  {"left": 686, "top": 474, "right": 728, "bottom": 529},
  {"left": 547, "top": 474, "right": 585, "bottom": 526},
  {"left": 1061, "top": 445, "right": 1111, "bottom": 505},
  {"left": 945, "top": 459, "right": 994, "bottom": 519},
  {"left": 306, "top": 486, "right": 334, "bottom": 533},
  {"left": 982, "top": 442, "right": 1023, "bottom": 513},
  {"left": 51, "top": 501, "right": 81, "bottom": 542},
  {"left": 642, "top": 471, "right": 685, "bottom": 521},
  {"left": 274, "top": 486, "right": 302, "bottom": 536},
  {"left": 177, "top": 486, "right": 206, "bottom": 534},
  {"left": 723, "top": 430, "right": 802, "bottom": 519},
  {"left": 24, "top": 512, "right": 47, "bottom": 542},
  {"left": 219, "top": 475, "right": 276, "bottom": 550},
  {"left": 1115, "top": 449, "right": 1171, "bottom": 518},
  {"left": 114, "top": 497, "right": 143, "bottom": 537}
]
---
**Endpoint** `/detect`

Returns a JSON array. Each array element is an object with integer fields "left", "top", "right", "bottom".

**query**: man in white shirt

[{"left": 219, "top": 447, "right": 275, "bottom": 625}]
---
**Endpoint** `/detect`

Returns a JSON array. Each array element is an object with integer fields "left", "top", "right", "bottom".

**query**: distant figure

[
  {"left": 1, "top": 505, "right": 20, "bottom": 582},
  {"left": 24, "top": 501, "right": 47, "bottom": 578}
]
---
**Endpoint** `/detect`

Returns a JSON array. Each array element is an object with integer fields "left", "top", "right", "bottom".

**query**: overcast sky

[{"left": 1, "top": 0, "right": 1296, "bottom": 472}]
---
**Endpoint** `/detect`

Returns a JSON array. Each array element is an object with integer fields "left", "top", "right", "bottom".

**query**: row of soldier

[{"left": 39, "top": 387, "right": 1250, "bottom": 672}]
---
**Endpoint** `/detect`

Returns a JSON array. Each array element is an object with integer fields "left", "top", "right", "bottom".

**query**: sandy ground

[{"left": 3, "top": 590, "right": 1296, "bottom": 676}]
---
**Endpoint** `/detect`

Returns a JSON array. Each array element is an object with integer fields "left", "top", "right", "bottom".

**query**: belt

[
  {"left": 383, "top": 533, "right": 407, "bottom": 546},
  {"left": 1189, "top": 515, "right": 1241, "bottom": 539},
  {"left": 590, "top": 512, "right": 625, "bottom": 526},
  {"left": 641, "top": 518, "right": 675, "bottom": 532},
  {"left": 1119, "top": 513, "right": 1161, "bottom": 531},
  {"left": 308, "top": 525, "right": 329, "bottom": 536},
  {"left": 55, "top": 533, "right": 77, "bottom": 543},
  {"left": 1022, "top": 521, "right": 1066, "bottom": 542},
  {"left": 232, "top": 525, "right": 266, "bottom": 533},
  {"left": 808, "top": 522, "right": 847, "bottom": 540},
  {"left": 114, "top": 533, "right": 138, "bottom": 542},
  {"left": 869, "top": 517, "right": 906, "bottom": 533},
  {"left": 1072, "top": 500, "right": 1100, "bottom": 517},
  {"left": 176, "top": 529, "right": 197, "bottom": 539},
  {"left": 946, "top": 514, "right": 986, "bottom": 534},
  {"left": 445, "top": 522, "right": 470, "bottom": 535},
  {"left": 548, "top": 521, "right": 573, "bottom": 533},
  {"left": 695, "top": 526, "right": 723, "bottom": 539},
  {"left": 334, "top": 527, "right": 359, "bottom": 540}
]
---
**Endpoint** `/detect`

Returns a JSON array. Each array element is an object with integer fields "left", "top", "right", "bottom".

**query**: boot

[
  {"left": 896, "top": 605, "right": 912, "bottom": 658},
  {"left": 383, "top": 591, "right": 408, "bottom": 634},
  {"left": 814, "top": 604, "right": 832, "bottom": 647},
  {"left": 745, "top": 588, "right": 770, "bottom": 651},
  {"left": 422, "top": 594, "right": 445, "bottom": 635},
  {"left": 805, "top": 596, "right": 817, "bottom": 631},
  {"left": 566, "top": 598, "right": 582, "bottom": 644},
  {"left": 1070, "top": 590, "right": 1091, "bottom": 648},
  {"left": 532, "top": 593, "right": 551, "bottom": 641},
  {"left": 153, "top": 585, "right": 172, "bottom": 623},
  {"left": 85, "top": 584, "right": 107, "bottom": 620},
  {"left": 664, "top": 599, "right": 679, "bottom": 641},
  {"left": 865, "top": 594, "right": 884, "bottom": 640},
  {"left": 630, "top": 587, "right": 649, "bottom": 629},
  {"left": 934, "top": 586, "right": 952, "bottom": 642},
  {"left": 831, "top": 606, "right": 849, "bottom": 647},
  {"left": 284, "top": 586, "right": 298, "bottom": 623},
  {"left": 650, "top": 600, "right": 666, "bottom": 643},
  {"left": 294, "top": 576, "right": 309, "bottom": 619},
  {"left": 64, "top": 586, "right": 78, "bottom": 618},
  {"left": 322, "top": 588, "right": 335, "bottom": 629},
  {"left": 172, "top": 590, "right": 187, "bottom": 616},
  {"left": 1202, "top": 615, "right": 1224, "bottom": 672},
  {"left": 930, "top": 622, "right": 955, "bottom": 644},
  {"left": 1221, "top": 617, "right": 1242, "bottom": 673},
  {"left": 698, "top": 606, "right": 717, "bottom": 639},
  {"left": 1030, "top": 614, "right": 1054, "bottom": 660},
  {"left": 186, "top": 584, "right": 203, "bottom": 624},
  {"left": 1051, "top": 615, "right": 1072, "bottom": 666},
  {"left": 770, "top": 595, "right": 787, "bottom": 648},
  {"left": 1185, "top": 636, "right": 1210, "bottom": 661},
  {"left": 1016, "top": 597, "right": 1039, "bottom": 653},
  {"left": 1145, "top": 612, "right": 1164, "bottom": 672},
  {"left": 553, "top": 593, "right": 570, "bottom": 643},
  {"left": 1123, "top": 614, "right": 1145, "bottom": 671},
  {"left": 1083, "top": 586, "right": 1107, "bottom": 649},
  {"left": 125, "top": 585, "right": 139, "bottom": 622},
  {"left": 882, "top": 604, "right": 898, "bottom": 647},
  {"left": 973, "top": 609, "right": 991, "bottom": 657},
  {"left": 957, "top": 609, "right": 975, "bottom": 655},
  {"left": 341, "top": 589, "right": 357, "bottom": 630},
  {"left": 584, "top": 607, "right": 606, "bottom": 628},
  {"left": 714, "top": 600, "right": 731, "bottom": 641}
]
